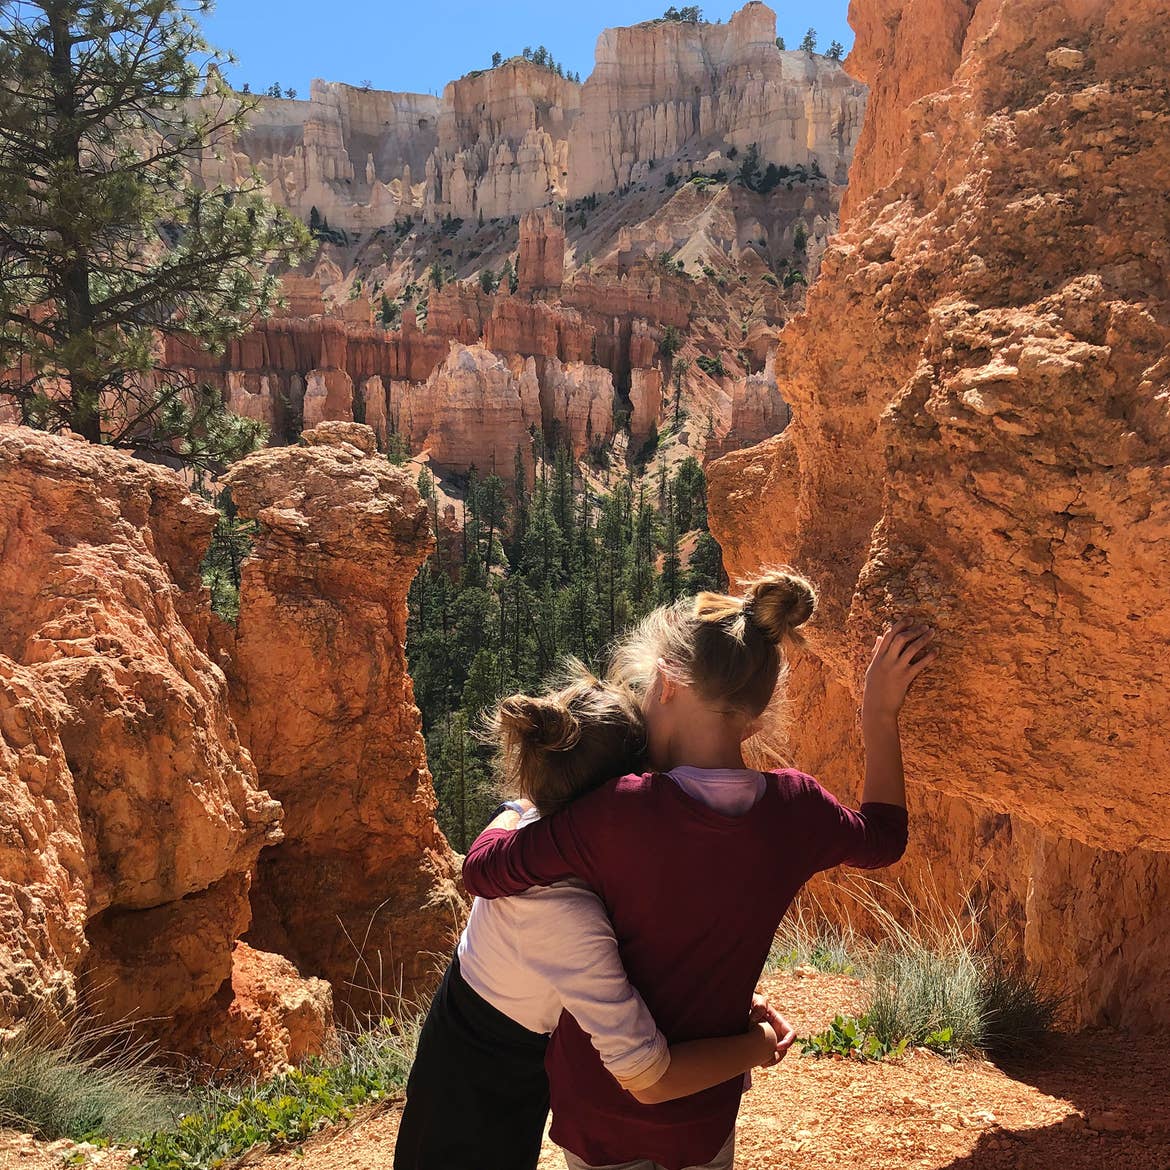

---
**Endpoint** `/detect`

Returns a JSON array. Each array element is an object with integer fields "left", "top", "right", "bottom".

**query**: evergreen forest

[{"left": 406, "top": 442, "right": 726, "bottom": 850}]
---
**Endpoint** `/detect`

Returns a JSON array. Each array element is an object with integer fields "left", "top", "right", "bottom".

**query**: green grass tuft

[
  {"left": 0, "top": 1018, "right": 175, "bottom": 1143},
  {"left": 771, "top": 882, "right": 1063, "bottom": 1062}
]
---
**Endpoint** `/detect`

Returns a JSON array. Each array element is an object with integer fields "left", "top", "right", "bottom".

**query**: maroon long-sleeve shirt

[{"left": 462, "top": 769, "right": 908, "bottom": 1170}]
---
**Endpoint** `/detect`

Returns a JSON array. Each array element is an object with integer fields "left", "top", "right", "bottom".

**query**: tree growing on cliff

[
  {"left": 827, "top": 40, "right": 845, "bottom": 60},
  {"left": 800, "top": 27, "right": 818, "bottom": 53},
  {"left": 737, "top": 142, "right": 762, "bottom": 189},
  {"left": 0, "top": 0, "right": 311, "bottom": 466},
  {"left": 672, "top": 356, "right": 689, "bottom": 427},
  {"left": 491, "top": 51, "right": 502, "bottom": 68}
]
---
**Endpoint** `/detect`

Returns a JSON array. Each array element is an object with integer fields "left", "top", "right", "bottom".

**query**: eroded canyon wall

[
  {"left": 0, "top": 424, "right": 460, "bottom": 1058},
  {"left": 709, "top": 0, "right": 1170, "bottom": 1026},
  {"left": 197, "top": 4, "right": 862, "bottom": 229},
  {"left": 568, "top": 2, "right": 866, "bottom": 198},
  {"left": 221, "top": 423, "right": 462, "bottom": 1021}
]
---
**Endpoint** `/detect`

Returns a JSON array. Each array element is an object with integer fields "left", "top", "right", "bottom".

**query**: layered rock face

[
  {"left": 389, "top": 343, "right": 542, "bottom": 476},
  {"left": 0, "top": 426, "right": 286, "bottom": 1057},
  {"left": 425, "top": 62, "right": 580, "bottom": 222},
  {"left": 0, "top": 423, "right": 459, "bottom": 1058},
  {"left": 708, "top": 0, "right": 1170, "bottom": 1026},
  {"left": 568, "top": 3, "right": 866, "bottom": 198},
  {"left": 518, "top": 207, "right": 566, "bottom": 294},
  {"left": 195, "top": 4, "right": 860, "bottom": 230},
  {"left": 200, "top": 81, "right": 440, "bottom": 233},
  {"left": 222, "top": 423, "right": 462, "bottom": 1019},
  {"left": 180, "top": 7, "right": 852, "bottom": 470}
]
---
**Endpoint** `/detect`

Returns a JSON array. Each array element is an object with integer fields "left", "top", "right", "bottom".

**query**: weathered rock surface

[
  {"left": 518, "top": 207, "right": 566, "bottom": 295},
  {"left": 709, "top": 0, "right": 1170, "bottom": 1026},
  {"left": 389, "top": 343, "right": 542, "bottom": 476},
  {"left": 200, "top": 81, "right": 439, "bottom": 233},
  {"left": 568, "top": 3, "right": 866, "bottom": 198},
  {"left": 0, "top": 422, "right": 461, "bottom": 1059},
  {"left": 222, "top": 423, "right": 462, "bottom": 1019},
  {"left": 424, "top": 61, "right": 580, "bottom": 222},
  {"left": 0, "top": 426, "right": 281, "bottom": 1054}
]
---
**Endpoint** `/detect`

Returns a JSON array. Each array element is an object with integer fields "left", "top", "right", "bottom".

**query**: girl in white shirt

[{"left": 393, "top": 667, "right": 793, "bottom": 1170}]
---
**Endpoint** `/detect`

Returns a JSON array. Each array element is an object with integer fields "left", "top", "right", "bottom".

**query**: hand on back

[
  {"left": 862, "top": 617, "right": 936, "bottom": 724},
  {"left": 749, "top": 993, "right": 796, "bottom": 1067}
]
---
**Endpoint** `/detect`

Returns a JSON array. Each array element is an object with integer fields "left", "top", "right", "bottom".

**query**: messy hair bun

[
  {"left": 488, "top": 660, "right": 646, "bottom": 816},
  {"left": 609, "top": 566, "right": 818, "bottom": 727},
  {"left": 742, "top": 569, "right": 817, "bottom": 646},
  {"left": 495, "top": 694, "right": 582, "bottom": 753}
]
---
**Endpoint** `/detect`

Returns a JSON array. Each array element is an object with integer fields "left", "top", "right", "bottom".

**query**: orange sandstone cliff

[
  {"left": 221, "top": 423, "right": 461, "bottom": 1022},
  {"left": 0, "top": 423, "right": 459, "bottom": 1060},
  {"left": 708, "top": 0, "right": 1170, "bottom": 1026}
]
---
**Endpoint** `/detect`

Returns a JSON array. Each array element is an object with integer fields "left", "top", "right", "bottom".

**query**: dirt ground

[{"left": 4, "top": 969, "right": 1168, "bottom": 1170}]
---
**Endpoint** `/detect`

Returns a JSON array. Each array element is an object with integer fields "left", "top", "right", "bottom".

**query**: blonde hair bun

[
  {"left": 495, "top": 694, "right": 582, "bottom": 753},
  {"left": 742, "top": 569, "right": 817, "bottom": 645}
]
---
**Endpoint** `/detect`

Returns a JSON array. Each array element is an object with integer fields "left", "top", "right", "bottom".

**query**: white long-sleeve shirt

[{"left": 456, "top": 810, "right": 669, "bottom": 1092}]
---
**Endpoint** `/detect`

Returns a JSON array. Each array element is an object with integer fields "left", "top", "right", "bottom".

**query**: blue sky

[{"left": 200, "top": 2, "right": 854, "bottom": 98}]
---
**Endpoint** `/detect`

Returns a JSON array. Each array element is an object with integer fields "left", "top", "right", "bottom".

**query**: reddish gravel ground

[{"left": 4, "top": 970, "right": 1168, "bottom": 1170}]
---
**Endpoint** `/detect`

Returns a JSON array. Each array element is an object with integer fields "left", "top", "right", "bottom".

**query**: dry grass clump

[
  {"left": 0, "top": 1012, "right": 175, "bottom": 1143},
  {"left": 776, "top": 879, "right": 1063, "bottom": 1061}
]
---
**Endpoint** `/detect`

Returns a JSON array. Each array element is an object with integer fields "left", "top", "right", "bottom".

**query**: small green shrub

[
  {"left": 867, "top": 945, "right": 984, "bottom": 1055},
  {"left": 799, "top": 1015, "right": 910, "bottom": 1062},
  {"left": 976, "top": 961, "right": 1062, "bottom": 1057},
  {"left": 136, "top": 1018, "right": 419, "bottom": 1170}
]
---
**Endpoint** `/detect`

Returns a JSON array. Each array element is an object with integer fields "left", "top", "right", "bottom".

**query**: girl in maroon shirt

[{"left": 464, "top": 569, "right": 935, "bottom": 1170}]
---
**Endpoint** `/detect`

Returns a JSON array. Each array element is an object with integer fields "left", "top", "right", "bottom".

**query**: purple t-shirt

[{"left": 463, "top": 769, "right": 908, "bottom": 1170}]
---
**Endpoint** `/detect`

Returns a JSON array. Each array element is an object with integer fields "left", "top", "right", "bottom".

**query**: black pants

[{"left": 394, "top": 956, "right": 551, "bottom": 1170}]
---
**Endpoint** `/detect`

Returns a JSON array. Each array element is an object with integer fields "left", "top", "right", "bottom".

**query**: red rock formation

[
  {"left": 222, "top": 423, "right": 462, "bottom": 1019},
  {"left": 0, "top": 422, "right": 454, "bottom": 1061},
  {"left": 518, "top": 207, "right": 566, "bottom": 295},
  {"left": 196, "top": 944, "right": 336, "bottom": 1077},
  {"left": 708, "top": 0, "right": 1170, "bottom": 1026},
  {"left": 0, "top": 426, "right": 295, "bottom": 1065}
]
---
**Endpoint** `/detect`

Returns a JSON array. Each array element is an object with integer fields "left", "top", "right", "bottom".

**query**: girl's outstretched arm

[
  {"left": 463, "top": 800, "right": 594, "bottom": 897},
  {"left": 861, "top": 618, "right": 937, "bottom": 809}
]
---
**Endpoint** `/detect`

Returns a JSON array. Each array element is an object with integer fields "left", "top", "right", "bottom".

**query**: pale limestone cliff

[
  {"left": 199, "top": 81, "right": 439, "bottom": 233},
  {"left": 194, "top": 4, "right": 863, "bottom": 233},
  {"left": 568, "top": 3, "right": 866, "bottom": 199},
  {"left": 424, "top": 61, "right": 581, "bottom": 222}
]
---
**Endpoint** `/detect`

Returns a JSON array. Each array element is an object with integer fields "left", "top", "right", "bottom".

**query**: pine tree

[
  {"left": 800, "top": 27, "right": 818, "bottom": 53},
  {"left": 672, "top": 357, "right": 690, "bottom": 427},
  {"left": 0, "top": 1, "right": 310, "bottom": 463},
  {"left": 827, "top": 40, "right": 845, "bottom": 60}
]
